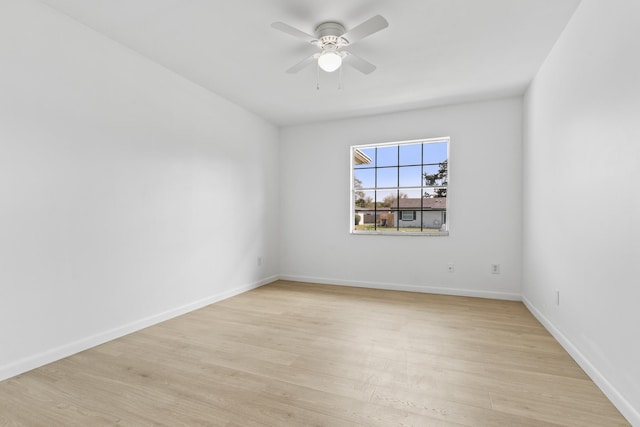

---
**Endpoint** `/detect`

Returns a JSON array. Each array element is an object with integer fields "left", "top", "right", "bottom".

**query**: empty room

[{"left": 1, "top": 0, "right": 638, "bottom": 425}]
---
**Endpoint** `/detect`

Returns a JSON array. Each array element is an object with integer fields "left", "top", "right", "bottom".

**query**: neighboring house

[
  {"left": 393, "top": 197, "right": 446, "bottom": 228},
  {"left": 355, "top": 197, "right": 446, "bottom": 229}
]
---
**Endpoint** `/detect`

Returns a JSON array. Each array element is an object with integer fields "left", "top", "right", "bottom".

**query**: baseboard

[
  {"left": 278, "top": 274, "right": 521, "bottom": 301},
  {"left": 522, "top": 297, "right": 639, "bottom": 426},
  {"left": 0, "top": 275, "right": 278, "bottom": 382}
]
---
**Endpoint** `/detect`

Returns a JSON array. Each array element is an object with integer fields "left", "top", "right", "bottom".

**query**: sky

[{"left": 354, "top": 141, "right": 447, "bottom": 201}]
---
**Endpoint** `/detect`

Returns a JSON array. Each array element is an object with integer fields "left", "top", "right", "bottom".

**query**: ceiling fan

[{"left": 271, "top": 15, "right": 389, "bottom": 75}]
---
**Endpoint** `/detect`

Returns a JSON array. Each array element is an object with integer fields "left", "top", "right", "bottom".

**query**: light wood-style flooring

[{"left": 0, "top": 281, "right": 629, "bottom": 426}]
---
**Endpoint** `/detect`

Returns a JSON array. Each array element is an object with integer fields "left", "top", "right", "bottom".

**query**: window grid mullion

[
  {"left": 396, "top": 145, "right": 400, "bottom": 231},
  {"left": 374, "top": 146, "right": 378, "bottom": 231},
  {"left": 421, "top": 143, "right": 424, "bottom": 231}
]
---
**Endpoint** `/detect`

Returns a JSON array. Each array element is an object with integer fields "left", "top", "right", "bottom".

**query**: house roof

[
  {"left": 399, "top": 197, "right": 446, "bottom": 209},
  {"left": 353, "top": 149, "right": 372, "bottom": 165},
  {"left": 356, "top": 197, "right": 446, "bottom": 211}
]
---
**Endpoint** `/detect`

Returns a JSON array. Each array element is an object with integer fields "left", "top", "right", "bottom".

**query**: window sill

[{"left": 351, "top": 230, "right": 449, "bottom": 237}]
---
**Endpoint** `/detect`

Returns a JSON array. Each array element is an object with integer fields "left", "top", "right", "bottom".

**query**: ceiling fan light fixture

[{"left": 318, "top": 51, "right": 342, "bottom": 72}]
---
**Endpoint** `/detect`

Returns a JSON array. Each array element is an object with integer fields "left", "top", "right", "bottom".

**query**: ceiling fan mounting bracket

[{"left": 315, "top": 22, "right": 345, "bottom": 37}]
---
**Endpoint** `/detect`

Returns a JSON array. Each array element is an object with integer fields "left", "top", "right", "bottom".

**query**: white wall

[
  {"left": 522, "top": 0, "right": 640, "bottom": 423},
  {"left": 0, "top": 0, "right": 279, "bottom": 380},
  {"left": 280, "top": 98, "right": 522, "bottom": 299}
]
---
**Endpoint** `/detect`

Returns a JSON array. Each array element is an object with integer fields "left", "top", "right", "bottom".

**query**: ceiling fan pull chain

[
  {"left": 338, "top": 64, "right": 343, "bottom": 90},
  {"left": 316, "top": 62, "right": 320, "bottom": 90}
]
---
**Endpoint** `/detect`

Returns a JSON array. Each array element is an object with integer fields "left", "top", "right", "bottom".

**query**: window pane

[
  {"left": 399, "top": 166, "right": 422, "bottom": 187},
  {"left": 379, "top": 211, "right": 394, "bottom": 228},
  {"left": 397, "top": 208, "right": 419, "bottom": 231},
  {"left": 399, "top": 143, "right": 421, "bottom": 166},
  {"left": 354, "top": 188, "right": 375, "bottom": 231},
  {"left": 354, "top": 208, "right": 377, "bottom": 231},
  {"left": 353, "top": 190, "right": 375, "bottom": 209},
  {"left": 421, "top": 209, "right": 446, "bottom": 229},
  {"left": 401, "top": 188, "right": 423, "bottom": 200},
  {"left": 423, "top": 165, "right": 441, "bottom": 186},
  {"left": 354, "top": 168, "right": 375, "bottom": 189},
  {"left": 376, "top": 167, "right": 397, "bottom": 188},
  {"left": 376, "top": 189, "right": 398, "bottom": 208},
  {"left": 353, "top": 147, "right": 375, "bottom": 169},
  {"left": 376, "top": 146, "right": 398, "bottom": 167},
  {"left": 423, "top": 187, "right": 436, "bottom": 198},
  {"left": 423, "top": 142, "right": 448, "bottom": 164}
]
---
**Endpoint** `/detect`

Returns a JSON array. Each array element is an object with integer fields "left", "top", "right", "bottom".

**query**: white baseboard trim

[
  {"left": 522, "top": 297, "right": 639, "bottom": 426},
  {"left": 0, "top": 275, "right": 278, "bottom": 382},
  {"left": 278, "top": 274, "right": 521, "bottom": 301}
]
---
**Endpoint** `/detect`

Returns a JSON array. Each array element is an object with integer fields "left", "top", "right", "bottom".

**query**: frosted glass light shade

[{"left": 318, "top": 51, "right": 342, "bottom": 72}]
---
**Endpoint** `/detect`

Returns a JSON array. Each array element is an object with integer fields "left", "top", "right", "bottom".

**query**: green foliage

[
  {"left": 423, "top": 160, "right": 448, "bottom": 197},
  {"left": 355, "top": 196, "right": 374, "bottom": 208},
  {"left": 434, "top": 188, "right": 447, "bottom": 197}
]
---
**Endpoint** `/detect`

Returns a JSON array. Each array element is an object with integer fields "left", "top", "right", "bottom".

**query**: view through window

[{"left": 351, "top": 137, "right": 449, "bottom": 234}]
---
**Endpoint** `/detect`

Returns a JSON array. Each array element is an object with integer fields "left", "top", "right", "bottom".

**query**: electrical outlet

[
  {"left": 556, "top": 290, "right": 560, "bottom": 306},
  {"left": 491, "top": 264, "right": 500, "bottom": 274},
  {"left": 447, "top": 262, "right": 454, "bottom": 273},
  {"left": 257, "top": 256, "right": 262, "bottom": 267}
]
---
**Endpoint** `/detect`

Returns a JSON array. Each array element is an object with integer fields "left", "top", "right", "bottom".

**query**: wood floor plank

[{"left": 0, "top": 280, "right": 630, "bottom": 426}]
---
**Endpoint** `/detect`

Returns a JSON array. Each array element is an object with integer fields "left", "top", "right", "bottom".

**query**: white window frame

[{"left": 350, "top": 137, "right": 450, "bottom": 236}]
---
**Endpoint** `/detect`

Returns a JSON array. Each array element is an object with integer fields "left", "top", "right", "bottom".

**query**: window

[
  {"left": 351, "top": 137, "right": 449, "bottom": 235},
  {"left": 401, "top": 211, "right": 416, "bottom": 221}
]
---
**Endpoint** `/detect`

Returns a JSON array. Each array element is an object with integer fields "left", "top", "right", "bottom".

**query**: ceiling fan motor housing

[{"left": 315, "top": 22, "right": 348, "bottom": 48}]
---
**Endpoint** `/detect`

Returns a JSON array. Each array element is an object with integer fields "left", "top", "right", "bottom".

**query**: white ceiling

[{"left": 38, "top": 0, "right": 581, "bottom": 126}]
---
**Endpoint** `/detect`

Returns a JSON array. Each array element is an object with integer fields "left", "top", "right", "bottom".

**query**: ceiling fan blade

[
  {"left": 286, "top": 54, "right": 318, "bottom": 74},
  {"left": 340, "top": 15, "right": 388, "bottom": 45},
  {"left": 271, "top": 22, "right": 318, "bottom": 44},
  {"left": 343, "top": 51, "right": 376, "bottom": 74}
]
